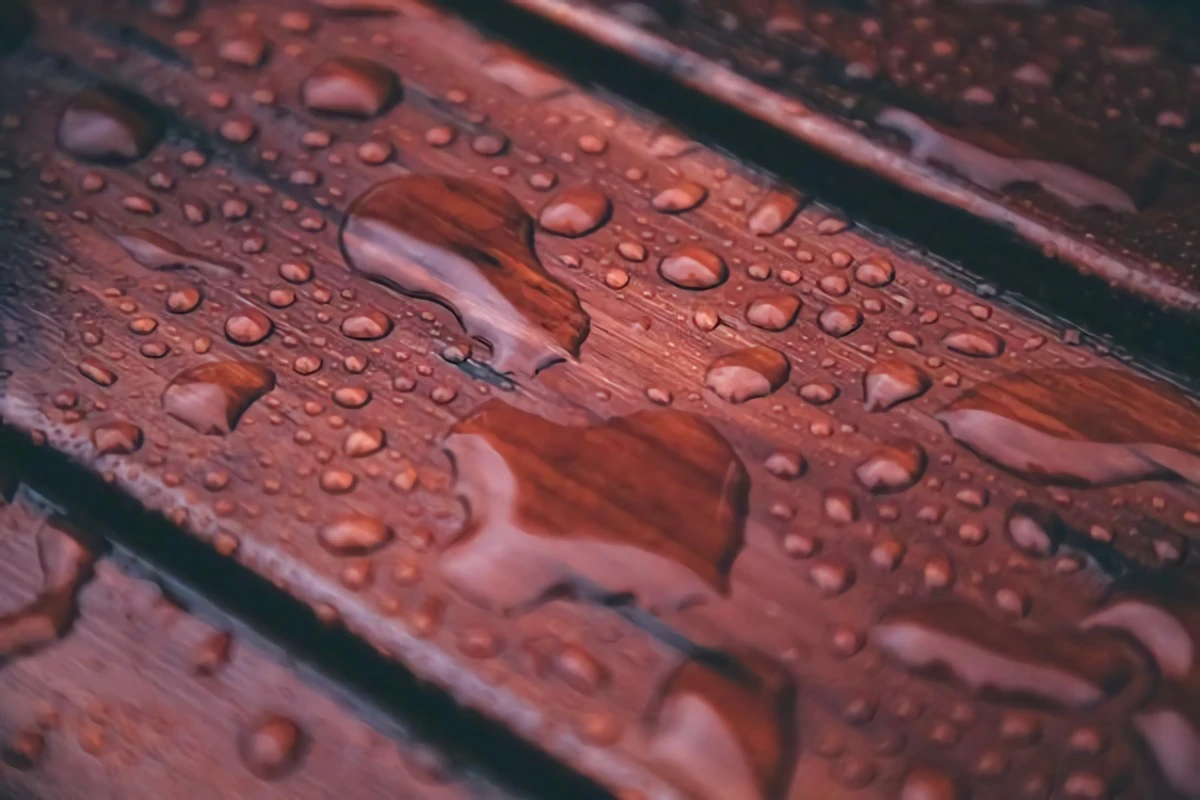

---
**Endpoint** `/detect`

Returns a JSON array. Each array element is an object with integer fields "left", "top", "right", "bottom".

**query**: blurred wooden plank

[
  {"left": 0, "top": 491, "right": 507, "bottom": 800},
  {"left": 497, "top": 0, "right": 1200, "bottom": 317}
]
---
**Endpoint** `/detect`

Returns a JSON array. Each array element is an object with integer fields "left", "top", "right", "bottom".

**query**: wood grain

[
  {"left": 1, "top": 0, "right": 1199, "bottom": 798},
  {"left": 0, "top": 493, "right": 508, "bottom": 800}
]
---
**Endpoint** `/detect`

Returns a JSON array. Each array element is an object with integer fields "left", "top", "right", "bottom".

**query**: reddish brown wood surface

[
  {"left": 1, "top": 1, "right": 1200, "bottom": 799},
  {"left": 0, "top": 493, "right": 503, "bottom": 800},
  {"left": 501, "top": 0, "right": 1200, "bottom": 316}
]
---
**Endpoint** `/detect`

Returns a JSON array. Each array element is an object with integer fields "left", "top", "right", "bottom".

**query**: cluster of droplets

[{"left": 4, "top": 0, "right": 1200, "bottom": 797}]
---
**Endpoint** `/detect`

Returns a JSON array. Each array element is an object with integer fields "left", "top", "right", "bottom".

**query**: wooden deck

[{"left": 2, "top": 1, "right": 1199, "bottom": 798}]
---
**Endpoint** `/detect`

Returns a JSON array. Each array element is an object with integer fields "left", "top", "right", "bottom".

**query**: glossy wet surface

[
  {"left": 1, "top": 0, "right": 1199, "bottom": 798},
  {"left": 509, "top": 0, "right": 1200, "bottom": 313}
]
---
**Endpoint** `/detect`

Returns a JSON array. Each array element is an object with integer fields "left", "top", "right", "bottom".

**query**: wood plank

[
  {"left": 0, "top": 490, "right": 509, "bottom": 800},
  {"left": 2, "top": 1, "right": 1200, "bottom": 798},
  {"left": 496, "top": 0, "right": 1200, "bottom": 317}
]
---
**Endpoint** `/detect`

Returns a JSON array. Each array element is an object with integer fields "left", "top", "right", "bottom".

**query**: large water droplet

[
  {"left": 705, "top": 346, "right": 790, "bottom": 404},
  {"left": 482, "top": 50, "right": 568, "bottom": 98},
  {"left": 854, "top": 440, "right": 926, "bottom": 493},
  {"left": 90, "top": 420, "right": 144, "bottom": 455},
  {"left": 319, "top": 514, "right": 393, "bottom": 555},
  {"left": 301, "top": 57, "right": 399, "bottom": 117},
  {"left": 747, "top": 190, "right": 801, "bottom": 236},
  {"left": 872, "top": 599, "right": 1134, "bottom": 708},
  {"left": 538, "top": 185, "right": 612, "bottom": 237},
  {"left": 659, "top": 246, "right": 728, "bottom": 290},
  {"left": 0, "top": 520, "right": 96, "bottom": 660},
  {"left": 57, "top": 87, "right": 162, "bottom": 163},
  {"left": 652, "top": 180, "right": 708, "bottom": 213},
  {"left": 440, "top": 400, "right": 749, "bottom": 614},
  {"left": 161, "top": 361, "right": 275, "bottom": 435},
  {"left": 745, "top": 295, "right": 800, "bottom": 331},
  {"left": 938, "top": 368, "right": 1200, "bottom": 488},
  {"left": 340, "top": 174, "right": 590, "bottom": 376},
  {"left": 942, "top": 328, "right": 1005, "bottom": 358},
  {"left": 863, "top": 360, "right": 930, "bottom": 412},
  {"left": 646, "top": 649, "right": 796, "bottom": 800},
  {"left": 115, "top": 229, "right": 242, "bottom": 276}
]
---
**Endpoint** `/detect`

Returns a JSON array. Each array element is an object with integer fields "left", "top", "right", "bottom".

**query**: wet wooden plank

[
  {"left": 0, "top": 491, "right": 506, "bottom": 800},
  {"left": 2, "top": 1, "right": 1200, "bottom": 799},
  {"left": 498, "top": 0, "right": 1200, "bottom": 316}
]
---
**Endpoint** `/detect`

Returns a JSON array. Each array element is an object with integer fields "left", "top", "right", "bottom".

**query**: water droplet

[
  {"left": 1, "top": 521, "right": 96, "bottom": 660},
  {"left": 319, "top": 514, "right": 393, "bottom": 555},
  {"left": 799, "top": 382, "right": 839, "bottom": 405},
  {"left": 279, "top": 261, "right": 313, "bottom": 283},
  {"left": 553, "top": 643, "right": 609, "bottom": 694},
  {"left": 652, "top": 180, "right": 707, "bottom": 213},
  {"left": 90, "top": 420, "right": 143, "bottom": 455},
  {"left": 2, "top": 729, "right": 45, "bottom": 770},
  {"left": 937, "top": 368, "right": 1200, "bottom": 488},
  {"left": 77, "top": 357, "right": 117, "bottom": 386},
  {"left": 192, "top": 631, "right": 233, "bottom": 676},
  {"left": 1004, "top": 503, "right": 1063, "bottom": 557},
  {"left": 239, "top": 715, "right": 303, "bottom": 781},
  {"left": 705, "top": 346, "right": 789, "bottom": 404},
  {"left": 818, "top": 304, "right": 863, "bottom": 337},
  {"left": 344, "top": 426, "right": 385, "bottom": 457},
  {"left": 942, "top": 328, "right": 1005, "bottom": 358},
  {"left": 1132, "top": 708, "right": 1200, "bottom": 798},
  {"left": 764, "top": 452, "right": 804, "bottom": 480},
  {"left": 224, "top": 308, "right": 273, "bottom": 345},
  {"left": 219, "top": 28, "right": 268, "bottom": 68},
  {"left": 115, "top": 229, "right": 242, "bottom": 276},
  {"left": 319, "top": 469, "right": 356, "bottom": 494},
  {"left": 57, "top": 87, "right": 162, "bottom": 163},
  {"left": 166, "top": 286, "right": 202, "bottom": 314},
  {"left": 301, "top": 57, "right": 398, "bottom": 117},
  {"left": 332, "top": 386, "right": 371, "bottom": 408},
  {"left": 341, "top": 174, "right": 590, "bottom": 376},
  {"left": 747, "top": 190, "right": 801, "bottom": 236},
  {"left": 872, "top": 599, "right": 1134, "bottom": 708},
  {"left": 863, "top": 360, "right": 930, "bottom": 412},
  {"left": 745, "top": 295, "right": 801, "bottom": 331},
  {"left": 440, "top": 400, "right": 749, "bottom": 613},
  {"left": 854, "top": 441, "right": 926, "bottom": 493},
  {"left": 161, "top": 361, "right": 275, "bottom": 435},
  {"left": 854, "top": 259, "right": 895, "bottom": 287},
  {"left": 482, "top": 52, "right": 568, "bottom": 98},
  {"left": 646, "top": 650, "right": 796, "bottom": 800},
  {"left": 899, "top": 765, "right": 963, "bottom": 800},
  {"left": 538, "top": 185, "right": 612, "bottom": 237},
  {"left": 658, "top": 246, "right": 728, "bottom": 290}
]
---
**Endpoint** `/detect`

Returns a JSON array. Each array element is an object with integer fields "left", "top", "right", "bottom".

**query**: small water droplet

[
  {"left": 239, "top": 715, "right": 303, "bottom": 781},
  {"left": 652, "top": 180, "right": 707, "bottom": 213},
  {"left": 319, "top": 514, "right": 392, "bottom": 555}
]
